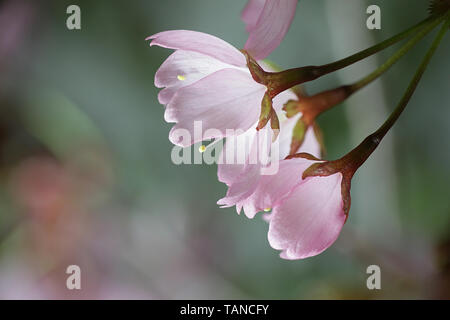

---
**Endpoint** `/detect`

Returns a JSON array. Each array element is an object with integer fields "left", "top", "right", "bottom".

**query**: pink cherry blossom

[
  {"left": 147, "top": 30, "right": 267, "bottom": 147},
  {"left": 221, "top": 149, "right": 346, "bottom": 259},
  {"left": 242, "top": 0, "right": 298, "bottom": 60},
  {"left": 268, "top": 163, "right": 346, "bottom": 260}
]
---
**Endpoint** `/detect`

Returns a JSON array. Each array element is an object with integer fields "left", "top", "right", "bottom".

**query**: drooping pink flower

[
  {"left": 147, "top": 30, "right": 267, "bottom": 147},
  {"left": 242, "top": 0, "right": 298, "bottom": 60},
  {"left": 264, "top": 129, "right": 388, "bottom": 259},
  {"left": 267, "top": 157, "right": 346, "bottom": 259},
  {"left": 226, "top": 154, "right": 346, "bottom": 260}
]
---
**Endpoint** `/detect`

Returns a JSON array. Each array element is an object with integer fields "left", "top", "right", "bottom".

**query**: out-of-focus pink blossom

[
  {"left": 0, "top": 0, "right": 34, "bottom": 63},
  {"left": 242, "top": 0, "right": 298, "bottom": 60},
  {"left": 147, "top": 30, "right": 267, "bottom": 147}
]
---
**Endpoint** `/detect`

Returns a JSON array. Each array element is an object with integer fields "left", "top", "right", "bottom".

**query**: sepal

[
  {"left": 257, "top": 92, "right": 273, "bottom": 130},
  {"left": 242, "top": 50, "right": 268, "bottom": 85},
  {"left": 270, "top": 109, "right": 280, "bottom": 142},
  {"left": 290, "top": 117, "right": 307, "bottom": 155}
]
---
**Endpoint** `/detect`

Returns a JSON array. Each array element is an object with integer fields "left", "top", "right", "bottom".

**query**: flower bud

[{"left": 282, "top": 99, "right": 301, "bottom": 118}]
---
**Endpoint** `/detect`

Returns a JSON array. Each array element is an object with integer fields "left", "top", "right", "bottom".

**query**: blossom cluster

[
  {"left": 146, "top": 0, "right": 350, "bottom": 259},
  {"left": 146, "top": 0, "right": 448, "bottom": 259}
]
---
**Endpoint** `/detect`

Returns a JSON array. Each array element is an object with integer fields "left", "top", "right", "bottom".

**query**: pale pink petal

[
  {"left": 217, "top": 114, "right": 275, "bottom": 188},
  {"left": 166, "top": 68, "right": 266, "bottom": 147},
  {"left": 147, "top": 30, "right": 246, "bottom": 67},
  {"left": 299, "top": 126, "right": 321, "bottom": 158},
  {"left": 268, "top": 173, "right": 346, "bottom": 260},
  {"left": 241, "top": 0, "right": 266, "bottom": 32},
  {"left": 244, "top": 0, "right": 298, "bottom": 60},
  {"left": 217, "top": 126, "right": 257, "bottom": 186},
  {"left": 275, "top": 115, "right": 297, "bottom": 160},
  {"left": 154, "top": 50, "right": 237, "bottom": 104},
  {"left": 219, "top": 157, "right": 319, "bottom": 219},
  {"left": 217, "top": 126, "right": 271, "bottom": 215},
  {"left": 217, "top": 151, "right": 246, "bottom": 186},
  {"left": 239, "top": 157, "right": 318, "bottom": 215},
  {"left": 217, "top": 162, "right": 261, "bottom": 218},
  {"left": 275, "top": 113, "right": 321, "bottom": 160},
  {"left": 217, "top": 126, "right": 274, "bottom": 218}
]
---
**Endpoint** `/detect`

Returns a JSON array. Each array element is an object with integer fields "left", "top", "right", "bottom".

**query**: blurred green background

[{"left": 0, "top": 0, "right": 449, "bottom": 299}]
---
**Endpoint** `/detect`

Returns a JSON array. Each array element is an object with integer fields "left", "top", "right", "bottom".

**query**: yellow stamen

[
  {"left": 199, "top": 145, "right": 206, "bottom": 153},
  {"left": 264, "top": 208, "right": 272, "bottom": 212},
  {"left": 177, "top": 75, "right": 186, "bottom": 81}
]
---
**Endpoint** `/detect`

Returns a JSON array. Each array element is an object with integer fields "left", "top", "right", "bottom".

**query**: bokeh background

[{"left": 0, "top": 0, "right": 449, "bottom": 299}]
